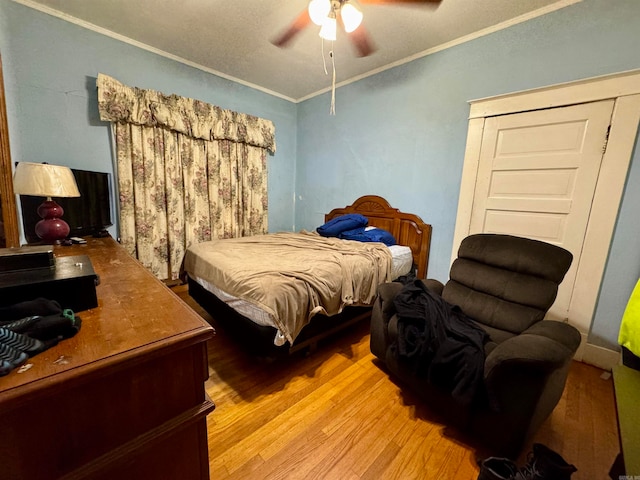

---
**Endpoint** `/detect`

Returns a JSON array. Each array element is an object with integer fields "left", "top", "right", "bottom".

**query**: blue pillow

[
  {"left": 339, "top": 227, "right": 397, "bottom": 246},
  {"left": 317, "top": 214, "right": 368, "bottom": 237}
]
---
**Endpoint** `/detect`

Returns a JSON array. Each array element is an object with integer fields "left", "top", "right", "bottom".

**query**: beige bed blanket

[{"left": 183, "top": 231, "right": 393, "bottom": 344}]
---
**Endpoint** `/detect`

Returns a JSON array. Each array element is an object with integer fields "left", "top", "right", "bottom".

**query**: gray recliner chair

[{"left": 370, "top": 233, "right": 582, "bottom": 456}]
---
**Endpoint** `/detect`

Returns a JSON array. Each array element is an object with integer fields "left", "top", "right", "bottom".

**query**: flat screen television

[{"left": 20, "top": 168, "right": 113, "bottom": 244}]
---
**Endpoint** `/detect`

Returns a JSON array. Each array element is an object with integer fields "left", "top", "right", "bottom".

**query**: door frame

[
  {"left": 453, "top": 69, "right": 640, "bottom": 368},
  {"left": 0, "top": 52, "right": 20, "bottom": 248}
]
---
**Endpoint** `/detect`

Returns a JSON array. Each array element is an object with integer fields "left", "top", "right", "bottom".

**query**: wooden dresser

[{"left": 0, "top": 236, "right": 215, "bottom": 480}]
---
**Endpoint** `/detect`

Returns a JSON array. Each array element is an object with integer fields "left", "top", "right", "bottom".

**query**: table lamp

[{"left": 13, "top": 162, "right": 81, "bottom": 244}]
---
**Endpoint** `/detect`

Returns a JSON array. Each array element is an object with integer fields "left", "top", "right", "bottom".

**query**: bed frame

[{"left": 187, "top": 195, "right": 432, "bottom": 356}]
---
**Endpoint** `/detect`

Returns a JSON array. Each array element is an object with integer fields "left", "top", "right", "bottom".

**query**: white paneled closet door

[{"left": 469, "top": 100, "right": 614, "bottom": 323}]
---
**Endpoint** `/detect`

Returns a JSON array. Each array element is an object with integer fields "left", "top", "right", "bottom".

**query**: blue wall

[
  {"left": 2, "top": 0, "right": 639, "bottom": 350},
  {"left": 296, "top": 0, "right": 640, "bottom": 350},
  {"left": 0, "top": 0, "right": 297, "bottom": 235}
]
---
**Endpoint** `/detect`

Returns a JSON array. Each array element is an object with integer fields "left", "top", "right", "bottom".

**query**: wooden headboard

[{"left": 325, "top": 195, "right": 432, "bottom": 279}]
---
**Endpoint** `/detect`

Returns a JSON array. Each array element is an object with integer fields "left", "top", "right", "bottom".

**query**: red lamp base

[{"left": 35, "top": 199, "right": 70, "bottom": 244}]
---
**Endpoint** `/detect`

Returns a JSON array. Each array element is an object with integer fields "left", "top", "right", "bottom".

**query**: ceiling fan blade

[
  {"left": 348, "top": 24, "right": 376, "bottom": 57},
  {"left": 271, "top": 9, "right": 312, "bottom": 48},
  {"left": 359, "top": 0, "right": 441, "bottom": 4}
]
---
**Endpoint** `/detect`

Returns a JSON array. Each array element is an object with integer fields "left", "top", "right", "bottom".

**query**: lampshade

[
  {"left": 13, "top": 162, "right": 81, "bottom": 198},
  {"left": 319, "top": 16, "right": 337, "bottom": 41},
  {"left": 341, "top": 3, "right": 363, "bottom": 33},
  {"left": 309, "top": 0, "right": 331, "bottom": 26}
]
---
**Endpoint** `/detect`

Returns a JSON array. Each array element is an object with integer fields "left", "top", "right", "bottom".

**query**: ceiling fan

[{"left": 272, "top": 0, "right": 443, "bottom": 57}]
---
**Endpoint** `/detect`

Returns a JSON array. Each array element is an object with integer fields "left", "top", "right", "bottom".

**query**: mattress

[{"left": 188, "top": 243, "right": 413, "bottom": 346}]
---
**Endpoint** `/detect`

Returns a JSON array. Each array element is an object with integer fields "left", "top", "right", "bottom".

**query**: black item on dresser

[
  {"left": 0, "top": 245, "right": 54, "bottom": 273},
  {"left": 0, "top": 255, "right": 98, "bottom": 312}
]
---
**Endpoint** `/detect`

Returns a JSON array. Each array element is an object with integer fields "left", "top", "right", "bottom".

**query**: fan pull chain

[
  {"left": 322, "top": 38, "right": 328, "bottom": 75},
  {"left": 321, "top": 39, "right": 336, "bottom": 115},
  {"left": 329, "top": 49, "right": 336, "bottom": 115}
]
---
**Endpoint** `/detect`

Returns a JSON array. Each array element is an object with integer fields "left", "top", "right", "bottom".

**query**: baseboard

[{"left": 574, "top": 332, "right": 621, "bottom": 371}]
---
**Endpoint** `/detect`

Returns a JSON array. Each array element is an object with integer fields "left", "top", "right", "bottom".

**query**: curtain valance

[{"left": 96, "top": 73, "right": 276, "bottom": 153}]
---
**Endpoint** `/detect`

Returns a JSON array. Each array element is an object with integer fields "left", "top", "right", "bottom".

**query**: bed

[{"left": 184, "top": 195, "right": 432, "bottom": 356}]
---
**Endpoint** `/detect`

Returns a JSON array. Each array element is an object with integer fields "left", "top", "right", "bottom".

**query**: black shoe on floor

[{"left": 477, "top": 457, "right": 520, "bottom": 480}]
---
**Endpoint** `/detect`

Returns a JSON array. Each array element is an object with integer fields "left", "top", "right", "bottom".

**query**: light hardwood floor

[{"left": 173, "top": 285, "right": 620, "bottom": 480}]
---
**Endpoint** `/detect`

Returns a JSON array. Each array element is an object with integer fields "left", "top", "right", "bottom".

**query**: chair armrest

[
  {"left": 371, "top": 279, "right": 446, "bottom": 360},
  {"left": 484, "top": 322, "right": 580, "bottom": 413},
  {"left": 421, "top": 278, "right": 445, "bottom": 296},
  {"left": 376, "top": 279, "right": 445, "bottom": 318},
  {"left": 485, "top": 327, "right": 578, "bottom": 376},
  {"left": 370, "top": 282, "right": 402, "bottom": 359},
  {"left": 521, "top": 320, "right": 582, "bottom": 353},
  {"left": 377, "top": 282, "right": 404, "bottom": 318}
]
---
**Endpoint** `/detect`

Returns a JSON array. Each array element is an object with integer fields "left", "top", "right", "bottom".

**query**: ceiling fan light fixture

[
  {"left": 341, "top": 3, "right": 363, "bottom": 33},
  {"left": 319, "top": 15, "right": 337, "bottom": 41},
  {"left": 308, "top": 0, "right": 331, "bottom": 26}
]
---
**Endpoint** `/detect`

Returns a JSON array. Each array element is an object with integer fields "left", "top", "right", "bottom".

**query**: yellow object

[{"left": 619, "top": 278, "right": 640, "bottom": 357}]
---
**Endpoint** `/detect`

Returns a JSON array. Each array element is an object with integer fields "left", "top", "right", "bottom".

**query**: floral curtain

[{"left": 96, "top": 74, "right": 275, "bottom": 280}]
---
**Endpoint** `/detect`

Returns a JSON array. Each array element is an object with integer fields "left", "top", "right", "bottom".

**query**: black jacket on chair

[{"left": 392, "top": 279, "right": 488, "bottom": 406}]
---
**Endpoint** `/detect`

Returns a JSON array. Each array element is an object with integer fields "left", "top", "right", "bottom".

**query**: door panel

[
  {"left": 470, "top": 100, "right": 614, "bottom": 322},
  {"left": 482, "top": 211, "right": 566, "bottom": 242}
]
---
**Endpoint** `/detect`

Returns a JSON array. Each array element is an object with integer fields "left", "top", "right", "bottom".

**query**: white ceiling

[{"left": 21, "top": 0, "right": 577, "bottom": 102}]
